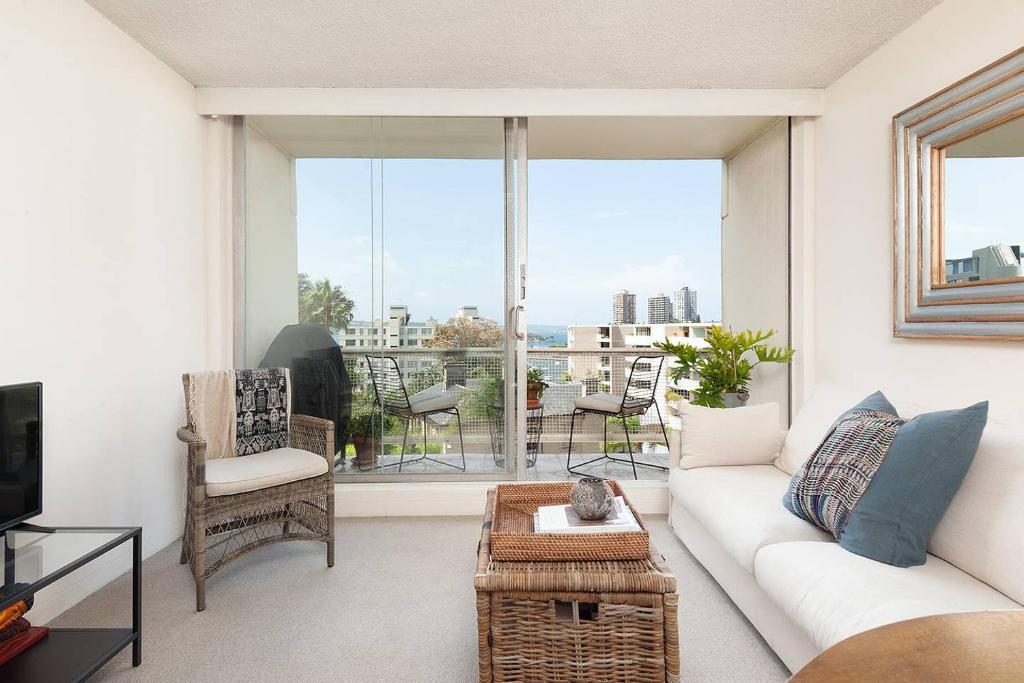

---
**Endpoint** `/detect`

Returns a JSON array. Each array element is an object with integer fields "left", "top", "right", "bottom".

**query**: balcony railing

[{"left": 338, "top": 347, "right": 676, "bottom": 479}]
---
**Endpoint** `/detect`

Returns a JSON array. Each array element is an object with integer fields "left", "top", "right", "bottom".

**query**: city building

[
  {"left": 456, "top": 305, "right": 481, "bottom": 320},
  {"left": 335, "top": 305, "right": 438, "bottom": 376},
  {"left": 335, "top": 305, "right": 436, "bottom": 350},
  {"left": 612, "top": 289, "right": 636, "bottom": 324},
  {"left": 945, "top": 244, "right": 1024, "bottom": 283},
  {"left": 567, "top": 322, "right": 711, "bottom": 352},
  {"left": 647, "top": 293, "right": 672, "bottom": 324},
  {"left": 673, "top": 287, "right": 699, "bottom": 321},
  {"left": 566, "top": 322, "right": 710, "bottom": 397}
]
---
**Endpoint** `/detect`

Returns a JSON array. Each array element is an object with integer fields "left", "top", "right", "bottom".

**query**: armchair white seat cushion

[
  {"left": 408, "top": 389, "right": 461, "bottom": 415},
  {"left": 574, "top": 393, "right": 624, "bottom": 413},
  {"left": 205, "top": 447, "right": 329, "bottom": 497},
  {"left": 669, "top": 465, "right": 832, "bottom": 573},
  {"left": 755, "top": 541, "right": 1021, "bottom": 651}
]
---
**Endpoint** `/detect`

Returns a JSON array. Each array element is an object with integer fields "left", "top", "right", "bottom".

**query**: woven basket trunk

[
  {"left": 490, "top": 481, "right": 650, "bottom": 562},
  {"left": 476, "top": 489, "right": 680, "bottom": 683}
]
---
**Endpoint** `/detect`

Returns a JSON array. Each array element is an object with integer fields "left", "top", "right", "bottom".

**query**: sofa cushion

[
  {"left": 205, "top": 447, "right": 328, "bottom": 497},
  {"left": 784, "top": 392, "right": 989, "bottom": 568},
  {"left": 755, "top": 541, "right": 1022, "bottom": 651},
  {"left": 776, "top": 383, "right": 867, "bottom": 475},
  {"left": 929, "top": 420, "right": 1024, "bottom": 605},
  {"left": 677, "top": 402, "right": 785, "bottom": 469},
  {"left": 669, "top": 465, "right": 832, "bottom": 573},
  {"left": 783, "top": 392, "right": 902, "bottom": 535}
]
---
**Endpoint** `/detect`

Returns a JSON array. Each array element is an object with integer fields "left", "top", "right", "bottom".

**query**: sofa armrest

[{"left": 290, "top": 414, "right": 336, "bottom": 465}]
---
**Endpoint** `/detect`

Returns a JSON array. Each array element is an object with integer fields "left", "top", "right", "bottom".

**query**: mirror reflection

[{"left": 942, "top": 116, "right": 1024, "bottom": 284}]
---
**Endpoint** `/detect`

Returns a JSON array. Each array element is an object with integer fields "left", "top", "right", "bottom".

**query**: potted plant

[
  {"left": 654, "top": 326, "right": 794, "bottom": 408},
  {"left": 526, "top": 367, "right": 549, "bottom": 402},
  {"left": 348, "top": 403, "right": 383, "bottom": 469},
  {"left": 664, "top": 389, "right": 684, "bottom": 417}
]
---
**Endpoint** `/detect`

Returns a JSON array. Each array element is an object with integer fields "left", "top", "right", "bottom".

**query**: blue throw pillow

[{"left": 784, "top": 392, "right": 988, "bottom": 567}]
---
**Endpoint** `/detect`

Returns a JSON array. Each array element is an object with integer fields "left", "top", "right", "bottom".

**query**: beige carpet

[{"left": 53, "top": 517, "right": 788, "bottom": 682}]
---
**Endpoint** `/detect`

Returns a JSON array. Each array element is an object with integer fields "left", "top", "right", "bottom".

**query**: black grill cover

[{"left": 259, "top": 323, "right": 352, "bottom": 453}]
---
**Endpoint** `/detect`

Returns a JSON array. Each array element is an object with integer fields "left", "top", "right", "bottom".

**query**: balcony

[{"left": 337, "top": 347, "right": 674, "bottom": 480}]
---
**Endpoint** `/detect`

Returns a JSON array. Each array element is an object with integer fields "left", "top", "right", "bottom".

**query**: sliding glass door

[{"left": 242, "top": 116, "right": 527, "bottom": 480}]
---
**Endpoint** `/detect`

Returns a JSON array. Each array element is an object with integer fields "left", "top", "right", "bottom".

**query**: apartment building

[
  {"left": 945, "top": 244, "right": 1024, "bottom": 283},
  {"left": 673, "top": 287, "right": 699, "bottom": 321},
  {"left": 334, "top": 305, "right": 438, "bottom": 376},
  {"left": 647, "top": 293, "right": 673, "bottom": 324},
  {"left": 611, "top": 289, "right": 636, "bottom": 324},
  {"left": 566, "top": 322, "right": 709, "bottom": 395}
]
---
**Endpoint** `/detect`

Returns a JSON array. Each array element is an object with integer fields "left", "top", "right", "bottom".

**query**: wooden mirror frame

[{"left": 893, "top": 46, "right": 1024, "bottom": 340}]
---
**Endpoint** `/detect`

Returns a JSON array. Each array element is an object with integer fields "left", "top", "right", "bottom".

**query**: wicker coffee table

[{"left": 474, "top": 489, "right": 680, "bottom": 683}]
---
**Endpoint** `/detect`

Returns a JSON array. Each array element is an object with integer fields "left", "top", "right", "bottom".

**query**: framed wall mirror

[{"left": 894, "top": 46, "right": 1024, "bottom": 339}]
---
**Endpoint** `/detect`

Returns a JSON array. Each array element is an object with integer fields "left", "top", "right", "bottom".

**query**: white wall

[
  {"left": 789, "top": 117, "right": 816, "bottom": 414},
  {"left": 814, "top": 0, "right": 1024, "bottom": 424},
  {"left": 243, "top": 124, "right": 298, "bottom": 367},
  {"left": 722, "top": 119, "right": 791, "bottom": 425},
  {"left": 0, "top": 0, "right": 213, "bottom": 620}
]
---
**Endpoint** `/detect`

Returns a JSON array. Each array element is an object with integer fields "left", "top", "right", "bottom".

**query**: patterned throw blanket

[
  {"left": 235, "top": 368, "right": 290, "bottom": 456},
  {"left": 785, "top": 410, "right": 906, "bottom": 536},
  {"left": 186, "top": 368, "right": 291, "bottom": 458}
]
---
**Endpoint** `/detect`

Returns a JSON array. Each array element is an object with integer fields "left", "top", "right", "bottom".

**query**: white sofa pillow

[
  {"left": 776, "top": 382, "right": 868, "bottom": 475},
  {"left": 678, "top": 401, "right": 785, "bottom": 469}
]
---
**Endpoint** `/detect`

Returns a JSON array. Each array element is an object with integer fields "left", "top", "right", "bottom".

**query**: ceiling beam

[{"left": 196, "top": 87, "right": 824, "bottom": 117}]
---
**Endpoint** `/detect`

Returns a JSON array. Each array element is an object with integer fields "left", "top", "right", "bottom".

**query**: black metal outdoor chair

[
  {"left": 565, "top": 355, "right": 670, "bottom": 480},
  {"left": 365, "top": 355, "right": 466, "bottom": 472}
]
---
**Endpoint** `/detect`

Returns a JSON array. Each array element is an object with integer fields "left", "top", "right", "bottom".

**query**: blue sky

[
  {"left": 944, "top": 156, "right": 1024, "bottom": 261},
  {"left": 295, "top": 158, "right": 723, "bottom": 326}
]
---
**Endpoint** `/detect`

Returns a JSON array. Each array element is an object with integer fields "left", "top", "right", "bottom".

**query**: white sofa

[{"left": 667, "top": 383, "right": 1024, "bottom": 673}]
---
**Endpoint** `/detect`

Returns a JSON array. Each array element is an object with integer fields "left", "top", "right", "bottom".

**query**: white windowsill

[{"left": 334, "top": 479, "right": 669, "bottom": 517}]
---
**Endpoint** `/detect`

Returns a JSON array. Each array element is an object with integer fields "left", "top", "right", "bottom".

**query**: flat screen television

[{"left": 0, "top": 382, "right": 42, "bottom": 531}]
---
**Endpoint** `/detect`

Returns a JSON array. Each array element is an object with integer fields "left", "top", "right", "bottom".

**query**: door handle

[{"left": 512, "top": 305, "right": 526, "bottom": 341}]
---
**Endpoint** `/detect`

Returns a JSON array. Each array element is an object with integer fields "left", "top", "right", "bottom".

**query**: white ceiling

[
  {"left": 86, "top": 0, "right": 940, "bottom": 89},
  {"left": 248, "top": 115, "right": 779, "bottom": 160}
]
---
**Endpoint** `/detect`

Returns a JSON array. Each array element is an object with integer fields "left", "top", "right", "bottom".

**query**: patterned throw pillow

[
  {"left": 784, "top": 392, "right": 988, "bottom": 567},
  {"left": 784, "top": 408, "right": 905, "bottom": 534},
  {"left": 235, "top": 368, "right": 289, "bottom": 456}
]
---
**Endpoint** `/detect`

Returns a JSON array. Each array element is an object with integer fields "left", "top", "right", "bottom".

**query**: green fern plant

[{"left": 654, "top": 326, "right": 794, "bottom": 408}]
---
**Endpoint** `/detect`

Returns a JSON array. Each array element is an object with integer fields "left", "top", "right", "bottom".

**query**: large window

[
  {"left": 241, "top": 117, "right": 737, "bottom": 483},
  {"left": 245, "top": 117, "right": 513, "bottom": 480}
]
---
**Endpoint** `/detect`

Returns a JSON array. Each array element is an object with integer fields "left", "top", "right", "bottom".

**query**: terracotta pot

[
  {"left": 352, "top": 436, "right": 379, "bottom": 468},
  {"left": 526, "top": 384, "right": 545, "bottom": 402}
]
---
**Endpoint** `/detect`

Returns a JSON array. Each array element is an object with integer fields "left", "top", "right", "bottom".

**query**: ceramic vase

[{"left": 570, "top": 478, "right": 614, "bottom": 520}]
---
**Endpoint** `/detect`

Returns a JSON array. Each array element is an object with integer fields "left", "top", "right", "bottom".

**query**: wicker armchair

[{"left": 177, "top": 369, "right": 335, "bottom": 611}]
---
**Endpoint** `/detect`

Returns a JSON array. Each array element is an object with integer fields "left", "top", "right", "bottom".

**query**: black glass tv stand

[
  {"left": 1, "top": 525, "right": 141, "bottom": 681},
  {"left": 6, "top": 523, "right": 56, "bottom": 535}
]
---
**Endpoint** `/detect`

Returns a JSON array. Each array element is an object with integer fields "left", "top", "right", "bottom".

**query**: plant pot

[
  {"left": 722, "top": 390, "right": 750, "bottom": 409},
  {"left": 352, "top": 436, "right": 379, "bottom": 469},
  {"left": 526, "top": 384, "right": 544, "bottom": 402}
]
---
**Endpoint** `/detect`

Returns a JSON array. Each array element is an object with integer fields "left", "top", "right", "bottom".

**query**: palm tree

[{"left": 298, "top": 273, "right": 354, "bottom": 330}]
